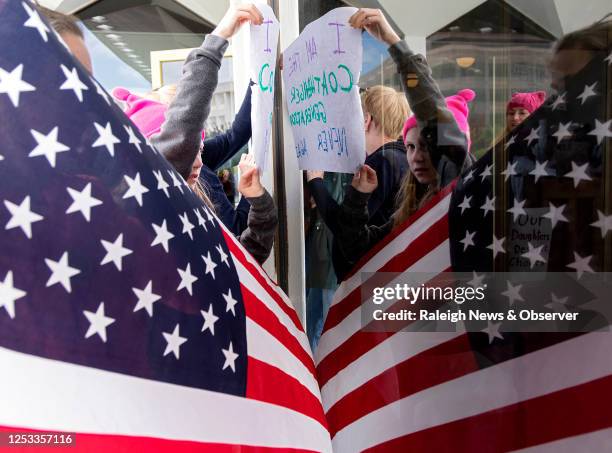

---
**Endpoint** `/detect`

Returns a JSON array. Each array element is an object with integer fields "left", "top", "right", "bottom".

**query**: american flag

[
  {"left": 0, "top": 1, "right": 331, "bottom": 451},
  {"left": 316, "top": 47, "right": 612, "bottom": 451}
]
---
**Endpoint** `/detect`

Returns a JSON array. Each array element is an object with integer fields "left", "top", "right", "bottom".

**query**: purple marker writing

[
  {"left": 328, "top": 22, "right": 345, "bottom": 54},
  {"left": 263, "top": 19, "right": 273, "bottom": 53}
]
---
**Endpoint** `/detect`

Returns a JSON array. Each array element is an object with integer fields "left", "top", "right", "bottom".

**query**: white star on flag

[
  {"left": 567, "top": 252, "right": 594, "bottom": 279},
  {"left": 501, "top": 281, "right": 524, "bottom": 306},
  {"left": 504, "top": 134, "right": 516, "bottom": 151},
  {"left": 92, "top": 121, "right": 121, "bottom": 156},
  {"left": 545, "top": 293, "right": 570, "bottom": 312},
  {"left": 152, "top": 170, "right": 170, "bottom": 198},
  {"left": 83, "top": 302, "right": 115, "bottom": 343},
  {"left": 202, "top": 252, "right": 218, "bottom": 279},
  {"left": 487, "top": 235, "right": 506, "bottom": 258},
  {"left": 216, "top": 244, "right": 230, "bottom": 267},
  {"left": 162, "top": 324, "right": 187, "bottom": 359},
  {"left": 151, "top": 220, "right": 174, "bottom": 253},
  {"left": 59, "top": 65, "right": 88, "bottom": 102},
  {"left": 124, "top": 125, "right": 142, "bottom": 152},
  {"left": 0, "top": 63, "right": 36, "bottom": 107},
  {"left": 66, "top": 182, "right": 102, "bottom": 222},
  {"left": 552, "top": 121, "right": 573, "bottom": 144},
  {"left": 200, "top": 304, "right": 219, "bottom": 335},
  {"left": 3, "top": 195, "right": 44, "bottom": 239},
  {"left": 587, "top": 119, "right": 612, "bottom": 145},
  {"left": 0, "top": 270, "right": 26, "bottom": 319},
  {"left": 122, "top": 172, "right": 149, "bottom": 207},
  {"left": 529, "top": 160, "right": 550, "bottom": 183},
  {"left": 100, "top": 233, "right": 133, "bottom": 271},
  {"left": 45, "top": 251, "right": 81, "bottom": 293},
  {"left": 223, "top": 288, "right": 238, "bottom": 316},
  {"left": 541, "top": 202, "right": 569, "bottom": 228},
  {"left": 177, "top": 263, "right": 198, "bottom": 295},
  {"left": 521, "top": 242, "right": 547, "bottom": 268},
  {"left": 550, "top": 92, "right": 566, "bottom": 111},
  {"left": 168, "top": 170, "right": 184, "bottom": 194},
  {"left": 92, "top": 79, "right": 111, "bottom": 104},
  {"left": 507, "top": 198, "right": 526, "bottom": 221},
  {"left": 524, "top": 126, "right": 541, "bottom": 146},
  {"left": 576, "top": 82, "right": 597, "bottom": 105},
  {"left": 480, "top": 195, "right": 495, "bottom": 217},
  {"left": 467, "top": 271, "right": 485, "bottom": 288},
  {"left": 22, "top": 2, "right": 50, "bottom": 42},
  {"left": 564, "top": 162, "right": 592, "bottom": 188},
  {"left": 28, "top": 126, "right": 70, "bottom": 168},
  {"left": 179, "top": 212, "right": 195, "bottom": 240},
  {"left": 590, "top": 210, "right": 612, "bottom": 238},
  {"left": 480, "top": 164, "right": 493, "bottom": 182},
  {"left": 222, "top": 341, "right": 239, "bottom": 372},
  {"left": 194, "top": 208, "right": 207, "bottom": 229},
  {"left": 460, "top": 230, "right": 476, "bottom": 251},
  {"left": 458, "top": 195, "right": 471, "bottom": 215},
  {"left": 132, "top": 280, "right": 161, "bottom": 317},
  {"left": 501, "top": 161, "right": 518, "bottom": 181},
  {"left": 463, "top": 169, "right": 474, "bottom": 182},
  {"left": 481, "top": 321, "right": 503, "bottom": 344}
]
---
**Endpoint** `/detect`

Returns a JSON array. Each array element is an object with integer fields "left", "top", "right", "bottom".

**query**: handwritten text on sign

[
  {"left": 283, "top": 7, "right": 365, "bottom": 172},
  {"left": 249, "top": 3, "right": 279, "bottom": 174}
]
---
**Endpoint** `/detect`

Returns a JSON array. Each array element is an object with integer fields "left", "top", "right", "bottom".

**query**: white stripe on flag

[
  {"left": 510, "top": 428, "right": 612, "bottom": 453},
  {"left": 220, "top": 220, "right": 301, "bottom": 321},
  {"left": 332, "top": 332, "right": 612, "bottom": 452},
  {"left": 316, "top": 240, "right": 451, "bottom": 364},
  {"left": 247, "top": 318, "right": 321, "bottom": 399},
  {"left": 320, "top": 331, "right": 462, "bottom": 412},
  {"left": 0, "top": 347, "right": 332, "bottom": 452},
  {"left": 331, "top": 193, "right": 451, "bottom": 307},
  {"left": 234, "top": 259, "right": 312, "bottom": 358}
]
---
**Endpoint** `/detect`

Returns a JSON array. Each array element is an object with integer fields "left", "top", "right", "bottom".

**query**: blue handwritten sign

[{"left": 282, "top": 8, "right": 365, "bottom": 172}]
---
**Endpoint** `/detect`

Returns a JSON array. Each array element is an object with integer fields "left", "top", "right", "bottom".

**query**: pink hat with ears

[
  {"left": 506, "top": 91, "right": 546, "bottom": 114},
  {"left": 112, "top": 87, "right": 206, "bottom": 141},
  {"left": 402, "top": 88, "right": 476, "bottom": 152}
]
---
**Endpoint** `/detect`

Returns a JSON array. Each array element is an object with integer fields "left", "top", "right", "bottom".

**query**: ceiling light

[
  {"left": 97, "top": 24, "right": 113, "bottom": 31},
  {"left": 456, "top": 56, "right": 475, "bottom": 68},
  {"left": 106, "top": 34, "right": 121, "bottom": 41},
  {"left": 91, "top": 16, "right": 106, "bottom": 23}
]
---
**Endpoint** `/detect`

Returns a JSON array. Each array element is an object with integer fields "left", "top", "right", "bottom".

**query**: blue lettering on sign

[
  {"left": 295, "top": 138, "right": 308, "bottom": 159},
  {"left": 317, "top": 127, "right": 348, "bottom": 157}
]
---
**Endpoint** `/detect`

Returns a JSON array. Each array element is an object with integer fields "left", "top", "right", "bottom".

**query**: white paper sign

[
  {"left": 282, "top": 7, "right": 365, "bottom": 173},
  {"left": 249, "top": 3, "right": 279, "bottom": 174}
]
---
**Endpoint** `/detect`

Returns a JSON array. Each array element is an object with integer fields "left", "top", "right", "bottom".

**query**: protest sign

[
  {"left": 282, "top": 7, "right": 365, "bottom": 172},
  {"left": 249, "top": 3, "right": 279, "bottom": 174}
]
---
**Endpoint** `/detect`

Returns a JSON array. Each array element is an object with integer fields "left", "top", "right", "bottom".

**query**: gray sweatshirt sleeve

[
  {"left": 151, "top": 34, "right": 229, "bottom": 180},
  {"left": 239, "top": 190, "right": 278, "bottom": 264},
  {"left": 387, "top": 41, "right": 468, "bottom": 173}
]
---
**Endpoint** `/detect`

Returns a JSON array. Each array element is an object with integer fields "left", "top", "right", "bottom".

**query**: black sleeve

[{"left": 307, "top": 177, "right": 341, "bottom": 235}]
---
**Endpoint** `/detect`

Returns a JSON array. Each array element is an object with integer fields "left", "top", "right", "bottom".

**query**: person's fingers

[
  {"left": 238, "top": 4, "right": 263, "bottom": 24},
  {"left": 349, "top": 9, "right": 367, "bottom": 29}
]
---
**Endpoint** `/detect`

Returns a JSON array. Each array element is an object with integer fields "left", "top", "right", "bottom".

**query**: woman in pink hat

[
  {"left": 332, "top": 8, "right": 475, "bottom": 269},
  {"left": 505, "top": 91, "right": 546, "bottom": 133}
]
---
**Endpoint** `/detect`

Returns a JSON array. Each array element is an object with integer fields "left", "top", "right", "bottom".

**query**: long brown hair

[
  {"left": 393, "top": 171, "right": 439, "bottom": 227},
  {"left": 191, "top": 178, "right": 215, "bottom": 210}
]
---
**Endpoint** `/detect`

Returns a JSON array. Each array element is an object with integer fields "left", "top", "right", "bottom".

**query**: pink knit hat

[
  {"left": 112, "top": 87, "right": 206, "bottom": 140},
  {"left": 506, "top": 91, "right": 546, "bottom": 114},
  {"left": 402, "top": 88, "right": 476, "bottom": 151}
]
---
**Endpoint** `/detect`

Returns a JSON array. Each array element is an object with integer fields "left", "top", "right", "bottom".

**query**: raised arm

[{"left": 151, "top": 5, "right": 263, "bottom": 180}]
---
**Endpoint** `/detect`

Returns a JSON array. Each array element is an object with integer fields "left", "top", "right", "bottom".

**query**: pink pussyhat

[
  {"left": 402, "top": 88, "right": 476, "bottom": 152},
  {"left": 506, "top": 91, "right": 546, "bottom": 114},
  {"left": 112, "top": 87, "right": 206, "bottom": 140}
]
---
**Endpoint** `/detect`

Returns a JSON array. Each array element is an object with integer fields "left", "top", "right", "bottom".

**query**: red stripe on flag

[
  {"left": 343, "top": 181, "right": 456, "bottom": 282},
  {"left": 325, "top": 334, "right": 477, "bottom": 436},
  {"left": 0, "top": 425, "right": 318, "bottom": 453},
  {"left": 364, "top": 374, "right": 612, "bottom": 453},
  {"left": 246, "top": 358, "right": 329, "bottom": 429},
  {"left": 241, "top": 284, "right": 315, "bottom": 377},
  {"left": 317, "top": 268, "right": 452, "bottom": 388},
  {"left": 222, "top": 230, "right": 304, "bottom": 334},
  {"left": 323, "top": 214, "right": 450, "bottom": 333}
]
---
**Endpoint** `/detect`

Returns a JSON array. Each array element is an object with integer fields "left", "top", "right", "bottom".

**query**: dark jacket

[
  {"left": 308, "top": 141, "right": 408, "bottom": 280},
  {"left": 200, "top": 84, "right": 253, "bottom": 236},
  {"left": 334, "top": 40, "right": 471, "bottom": 273},
  {"left": 151, "top": 35, "right": 277, "bottom": 264}
]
